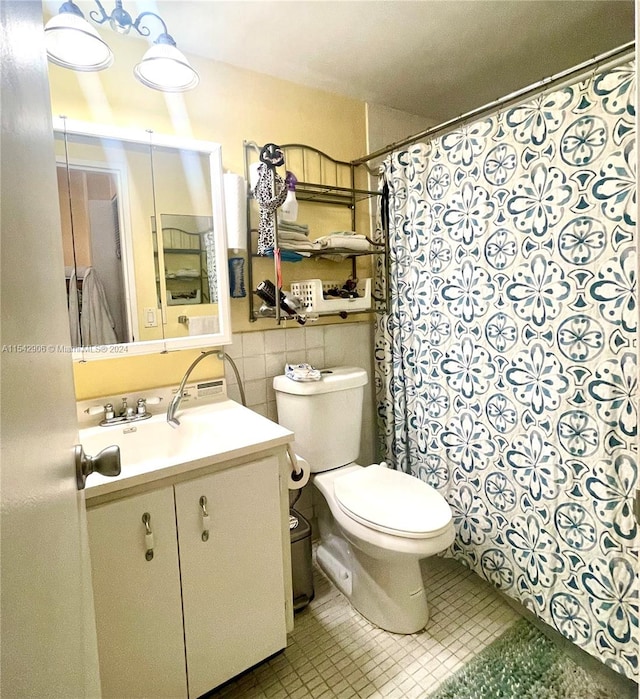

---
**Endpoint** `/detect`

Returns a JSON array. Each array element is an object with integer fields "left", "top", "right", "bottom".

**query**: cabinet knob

[
  {"left": 142, "top": 512, "right": 154, "bottom": 561},
  {"left": 199, "top": 496, "right": 210, "bottom": 542}
]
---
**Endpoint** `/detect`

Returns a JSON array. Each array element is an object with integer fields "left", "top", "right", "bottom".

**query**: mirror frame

[{"left": 53, "top": 117, "right": 232, "bottom": 360}]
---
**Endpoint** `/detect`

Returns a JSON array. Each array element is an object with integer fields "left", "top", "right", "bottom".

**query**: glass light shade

[
  {"left": 44, "top": 12, "right": 113, "bottom": 71},
  {"left": 134, "top": 43, "right": 199, "bottom": 92}
]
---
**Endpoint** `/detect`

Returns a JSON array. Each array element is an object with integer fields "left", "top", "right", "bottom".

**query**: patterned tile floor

[{"left": 210, "top": 553, "right": 521, "bottom": 698}]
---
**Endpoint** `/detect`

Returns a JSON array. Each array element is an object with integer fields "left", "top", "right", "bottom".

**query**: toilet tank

[{"left": 273, "top": 366, "right": 368, "bottom": 473}]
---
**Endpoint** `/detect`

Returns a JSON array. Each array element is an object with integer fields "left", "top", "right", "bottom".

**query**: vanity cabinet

[{"left": 87, "top": 455, "right": 286, "bottom": 699}]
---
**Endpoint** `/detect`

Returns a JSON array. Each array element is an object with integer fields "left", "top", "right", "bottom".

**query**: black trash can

[{"left": 290, "top": 509, "right": 314, "bottom": 611}]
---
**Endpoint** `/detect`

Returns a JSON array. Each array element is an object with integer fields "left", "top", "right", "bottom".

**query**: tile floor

[{"left": 210, "top": 554, "right": 521, "bottom": 698}]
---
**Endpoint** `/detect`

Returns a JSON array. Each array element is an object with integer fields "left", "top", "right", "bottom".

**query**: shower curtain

[{"left": 375, "top": 61, "right": 637, "bottom": 678}]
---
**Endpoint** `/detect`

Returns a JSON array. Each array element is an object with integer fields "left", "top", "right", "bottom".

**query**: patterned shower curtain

[{"left": 375, "top": 61, "right": 637, "bottom": 678}]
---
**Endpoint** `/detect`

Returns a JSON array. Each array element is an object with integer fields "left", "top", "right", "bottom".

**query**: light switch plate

[{"left": 144, "top": 307, "right": 158, "bottom": 327}]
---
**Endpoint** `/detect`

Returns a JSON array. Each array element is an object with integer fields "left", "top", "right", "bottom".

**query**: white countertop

[{"left": 81, "top": 399, "right": 293, "bottom": 501}]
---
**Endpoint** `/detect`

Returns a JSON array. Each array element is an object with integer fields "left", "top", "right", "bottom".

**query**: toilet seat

[{"left": 333, "top": 464, "right": 452, "bottom": 539}]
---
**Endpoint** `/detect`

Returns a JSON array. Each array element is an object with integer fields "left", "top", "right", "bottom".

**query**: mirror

[
  {"left": 153, "top": 214, "right": 216, "bottom": 305},
  {"left": 53, "top": 118, "right": 231, "bottom": 360}
]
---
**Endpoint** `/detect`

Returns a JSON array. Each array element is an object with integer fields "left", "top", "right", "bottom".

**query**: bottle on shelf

[{"left": 279, "top": 171, "right": 298, "bottom": 223}]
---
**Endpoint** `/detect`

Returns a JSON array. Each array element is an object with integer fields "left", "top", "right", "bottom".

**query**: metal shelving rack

[{"left": 243, "top": 141, "right": 387, "bottom": 323}]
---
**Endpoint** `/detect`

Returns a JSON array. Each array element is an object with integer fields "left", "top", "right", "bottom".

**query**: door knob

[{"left": 75, "top": 444, "right": 121, "bottom": 490}]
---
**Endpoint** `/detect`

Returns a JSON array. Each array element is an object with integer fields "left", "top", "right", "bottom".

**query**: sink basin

[{"left": 79, "top": 399, "right": 293, "bottom": 498}]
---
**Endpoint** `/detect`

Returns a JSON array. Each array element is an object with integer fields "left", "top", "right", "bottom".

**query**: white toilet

[{"left": 273, "top": 366, "right": 455, "bottom": 634}]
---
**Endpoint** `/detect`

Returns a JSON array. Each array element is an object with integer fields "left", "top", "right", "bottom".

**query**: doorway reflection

[{"left": 57, "top": 164, "right": 127, "bottom": 346}]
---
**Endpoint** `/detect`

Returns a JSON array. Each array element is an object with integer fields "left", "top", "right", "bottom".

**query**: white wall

[{"left": 366, "top": 102, "right": 436, "bottom": 165}]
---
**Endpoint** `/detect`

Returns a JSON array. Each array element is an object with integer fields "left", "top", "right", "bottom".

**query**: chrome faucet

[{"left": 167, "top": 350, "right": 220, "bottom": 427}]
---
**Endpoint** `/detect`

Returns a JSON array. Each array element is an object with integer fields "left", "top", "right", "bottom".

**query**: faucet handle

[
  {"left": 86, "top": 403, "right": 115, "bottom": 420},
  {"left": 136, "top": 396, "right": 163, "bottom": 417},
  {"left": 86, "top": 405, "right": 105, "bottom": 416}
]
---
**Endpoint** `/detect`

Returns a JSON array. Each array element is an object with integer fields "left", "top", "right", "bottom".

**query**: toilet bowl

[
  {"left": 273, "top": 366, "right": 455, "bottom": 634},
  {"left": 313, "top": 463, "right": 454, "bottom": 633}
]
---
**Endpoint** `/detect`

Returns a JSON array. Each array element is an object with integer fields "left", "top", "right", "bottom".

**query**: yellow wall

[{"left": 47, "top": 27, "right": 369, "bottom": 399}]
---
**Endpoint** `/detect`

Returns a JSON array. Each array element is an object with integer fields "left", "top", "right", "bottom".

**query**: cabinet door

[
  {"left": 175, "top": 457, "right": 287, "bottom": 698},
  {"left": 87, "top": 488, "right": 187, "bottom": 699}
]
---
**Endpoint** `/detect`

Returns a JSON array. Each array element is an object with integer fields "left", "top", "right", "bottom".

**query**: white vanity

[{"left": 82, "top": 399, "right": 294, "bottom": 699}]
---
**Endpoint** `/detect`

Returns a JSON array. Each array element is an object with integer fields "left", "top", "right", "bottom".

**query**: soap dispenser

[{"left": 279, "top": 171, "right": 298, "bottom": 223}]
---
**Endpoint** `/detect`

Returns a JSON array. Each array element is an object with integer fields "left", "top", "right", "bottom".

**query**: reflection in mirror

[
  {"left": 57, "top": 161, "right": 133, "bottom": 346},
  {"left": 55, "top": 126, "right": 152, "bottom": 348},
  {"left": 149, "top": 143, "right": 222, "bottom": 338},
  {"left": 152, "top": 213, "right": 216, "bottom": 305},
  {"left": 53, "top": 118, "right": 231, "bottom": 359}
]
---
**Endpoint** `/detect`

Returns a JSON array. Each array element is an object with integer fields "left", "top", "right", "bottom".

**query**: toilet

[{"left": 273, "top": 366, "right": 455, "bottom": 634}]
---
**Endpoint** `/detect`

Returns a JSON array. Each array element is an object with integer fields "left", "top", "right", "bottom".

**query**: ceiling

[
  {"left": 58, "top": 1, "right": 635, "bottom": 122},
  {"left": 157, "top": 0, "right": 634, "bottom": 121}
]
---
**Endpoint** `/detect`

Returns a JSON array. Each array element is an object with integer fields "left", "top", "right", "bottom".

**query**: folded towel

[
  {"left": 285, "top": 363, "right": 322, "bottom": 382},
  {"left": 264, "top": 248, "right": 306, "bottom": 262},
  {"left": 316, "top": 232, "right": 371, "bottom": 252},
  {"left": 279, "top": 222, "right": 309, "bottom": 234},
  {"left": 278, "top": 229, "right": 311, "bottom": 242},
  {"left": 281, "top": 240, "right": 321, "bottom": 251}
]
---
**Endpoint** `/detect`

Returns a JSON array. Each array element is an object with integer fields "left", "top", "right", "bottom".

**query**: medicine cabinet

[{"left": 53, "top": 118, "right": 231, "bottom": 360}]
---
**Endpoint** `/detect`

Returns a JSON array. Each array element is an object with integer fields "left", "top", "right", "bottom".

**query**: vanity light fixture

[{"left": 44, "top": 0, "right": 199, "bottom": 92}]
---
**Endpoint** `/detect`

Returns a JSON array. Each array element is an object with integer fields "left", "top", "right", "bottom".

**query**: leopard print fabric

[{"left": 254, "top": 163, "right": 287, "bottom": 255}]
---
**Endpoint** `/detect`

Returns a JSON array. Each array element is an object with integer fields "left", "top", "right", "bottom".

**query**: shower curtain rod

[{"left": 353, "top": 40, "right": 635, "bottom": 165}]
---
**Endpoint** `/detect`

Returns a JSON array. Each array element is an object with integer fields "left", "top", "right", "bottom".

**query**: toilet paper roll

[
  {"left": 287, "top": 452, "right": 310, "bottom": 490},
  {"left": 249, "top": 162, "right": 261, "bottom": 193},
  {"left": 223, "top": 173, "right": 248, "bottom": 251}
]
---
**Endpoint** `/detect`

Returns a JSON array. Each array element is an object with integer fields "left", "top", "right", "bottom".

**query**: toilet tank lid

[{"left": 273, "top": 366, "right": 368, "bottom": 395}]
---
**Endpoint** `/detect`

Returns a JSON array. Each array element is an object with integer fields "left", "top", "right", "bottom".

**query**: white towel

[
  {"left": 80, "top": 267, "right": 118, "bottom": 347},
  {"left": 223, "top": 172, "right": 248, "bottom": 250},
  {"left": 65, "top": 265, "right": 89, "bottom": 279},
  {"left": 279, "top": 222, "right": 309, "bottom": 235},
  {"left": 278, "top": 230, "right": 310, "bottom": 243},
  {"left": 187, "top": 315, "right": 219, "bottom": 336},
  {"left": 316, "top": 232, "right": 371, "bottom": 252},
  {"left": 280, "top": 239, "right": 321, "bottom": 251},
  {"left": 68, "top": 268, "right": 81, "bottom": 347}
]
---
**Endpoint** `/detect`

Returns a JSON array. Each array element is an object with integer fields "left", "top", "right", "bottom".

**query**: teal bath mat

[{"left": 428, "top": 619, "right": 618, "bottom": 699}]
